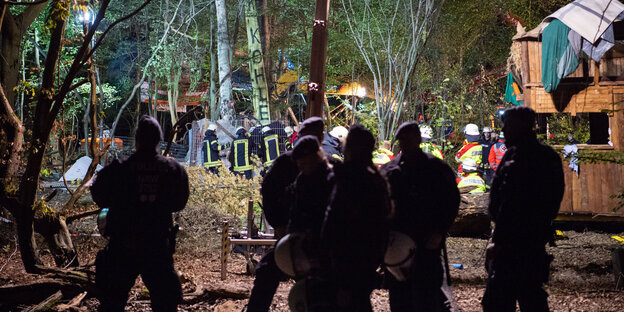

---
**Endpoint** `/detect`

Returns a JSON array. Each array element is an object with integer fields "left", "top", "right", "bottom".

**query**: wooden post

[
  {"left": 306, "top": 0, "right": 331, "bottom": 118},
  {"left": 521, "top": 41, "right": 530, "bottom": 107},
  {"left": 220, "top": 220, "right": 229, "bottom": 280}
]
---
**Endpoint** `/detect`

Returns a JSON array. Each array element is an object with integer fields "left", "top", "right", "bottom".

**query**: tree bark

[
  {"left": 209, "top": 2, "right": 218, "bottom": 119},
  {"left": 215, "top": 0, "right": 233, "bottom": 119},
  {"left": 0, "top": 2, "right": 48, "bottom": 106},
  {"left": 306, "top": 0, "right": 330, "bottom": 118}
]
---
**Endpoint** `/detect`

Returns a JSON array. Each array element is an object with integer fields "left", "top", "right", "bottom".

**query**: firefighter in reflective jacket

[
  {"left": 419, "top": 125, "right": 444, "bottom": 159},
  {"left": 202, "top": 124, "right": 221, "bottom": 174},
  {"left": 229, "top": 127, "right": 253, "bottom": 179},
  {"left": 259, "top": 126, "right": 280, "bottom": 169},
  {"left": 457, "top": 158, "right": 487, "bottom": 194},
  {"left": 488, "top": 132, "right": 506, "bottom": 171},
  {"left": 456, "top": 123, "right": 482, "bottom": 181}
]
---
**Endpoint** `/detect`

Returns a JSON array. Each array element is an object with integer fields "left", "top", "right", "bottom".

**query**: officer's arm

[
  {"left": 260, "top": 157, "right": 288, "bottom": 228},
  {"left": 171, "top": 164, "right": 189, "bottom": 213},
  {"left": 488, "top": 147, "right": 497, "bottom": 170},
  {"left": 90, "top": 160, "right": 121, "bottom": 209},
  {"left": 210, "top": 140, "right": 219, "bottom": 152}
]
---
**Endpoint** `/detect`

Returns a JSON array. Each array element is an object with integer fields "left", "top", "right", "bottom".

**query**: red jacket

[{"left": 488, "top": 140, "right": 507, "bottom": 171}]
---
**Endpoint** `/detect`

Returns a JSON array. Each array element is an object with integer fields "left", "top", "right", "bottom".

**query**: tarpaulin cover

[
  {"left": 504, "top": 73, "right": 523, "bottom": 105},
  {"left": 546, "top": 0, "right": 624, "bottom": 44},
  {"left": 542, "top": 19, "right": 579, "bottom": 93}
]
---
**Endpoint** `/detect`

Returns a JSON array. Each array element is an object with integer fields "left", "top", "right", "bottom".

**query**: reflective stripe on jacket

[
  {"left": 263, "top": 134, "right": 280, "bottom": 166},
  {"left": 456, "top": 140, "right": 482, "bottom": 174},
  {"left": 488, "top": 141, "right": 507, "bottom": 171},
  {"left": 457, "top": 173, "right": 486, "bottom": 194},
  {"left": 233, "top": 139, "right": 253, "bottom": 172},
  {"left": 420, "top": 142, "right": 444, "bottom": 160},
  {"left": 203, "top": 139, "right": 221, "bottom": 167}
]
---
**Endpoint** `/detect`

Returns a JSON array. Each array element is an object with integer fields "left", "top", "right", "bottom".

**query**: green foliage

[{"left": 543, "top": 113, "right": 590, "bottom": 145}]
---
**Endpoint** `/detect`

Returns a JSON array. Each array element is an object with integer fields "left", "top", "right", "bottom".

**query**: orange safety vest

[{"left": 488, "top": 140, "right": 507, "bottom": 171}]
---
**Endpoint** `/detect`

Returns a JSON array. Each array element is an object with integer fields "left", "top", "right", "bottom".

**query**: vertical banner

[{"left": 244, "top": 0, "right": 271, "bottom": 124}]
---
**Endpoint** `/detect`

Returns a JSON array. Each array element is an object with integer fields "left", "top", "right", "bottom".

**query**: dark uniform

[
  {"left": 382, "top": 122, "right": 459, "bottom": 312},
  {"left": 322, "top": 133, "right": 343, "bottom": 163},
  {"left": 247, "top": 118, "right": 325, "bottom": 312},
  {"left": 202, "top": 129, "right": 221, "bottom": 174},
  {"left": 229, "top": 128, "right": 253, "bottom": 179},
  {"left": 259, "top": 128, "right": 280, "bottom": 170},
  {"left": 479, "top": 136, "right": 495, "bottom": 185},
  {"left": 92, "top": 115, "right": 189, "bottom": 312},
  {"left": 322, "top": 125, "right": 390, "bottom": 312},
  {"left": 482, "top": 109, "right": 564, "bottom": 311}
]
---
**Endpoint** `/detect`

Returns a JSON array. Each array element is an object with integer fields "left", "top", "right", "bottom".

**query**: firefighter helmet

[
  {"left": 384, "top": 231, "right": 416, "bottom": 282},
  {"left": 329, "top": 126, "right": 348, "bottom": 144},
  {"left": 464, "top": 123, "right": 479, "bottom": 136},
  {"left": 207, "top": 123, "right": 217, "bottom": 131},
  {"left": 285, "top": 126, "right": 294, "bottom": 136}
]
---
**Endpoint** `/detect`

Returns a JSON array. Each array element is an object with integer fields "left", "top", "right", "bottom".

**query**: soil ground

[{"left": 1, "top": 203, "right": 623, "bottom": 311}]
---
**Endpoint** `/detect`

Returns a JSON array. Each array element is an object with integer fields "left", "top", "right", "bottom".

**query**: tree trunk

[
  {"left": 306, "top": 0, "right": 330, "bottom": 118},
  {"left": 209, "top": 2, "right": 218, "bottom": 119},
  {"left": 215, "top": 0, "right": 233, "bottom": 119},
  {"left": 0, "top": 3, "right": 48, "bottom": 107}
]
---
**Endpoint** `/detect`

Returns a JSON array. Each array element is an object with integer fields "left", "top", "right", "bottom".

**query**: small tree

[{"left": 341, "top": 0, "right": 444, "bottom": 139}]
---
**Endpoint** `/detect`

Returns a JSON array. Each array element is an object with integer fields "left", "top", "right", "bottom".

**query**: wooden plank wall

[
  {"left": 528, "top": 85, "right": 624, "bottom": 114},
  {"left": 560, "top": 160, "right": 624, "bottom": 215}
]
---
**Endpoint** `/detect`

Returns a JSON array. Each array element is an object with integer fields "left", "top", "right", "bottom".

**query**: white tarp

[
  {"left": 59, "top": 156, "right": 103, "bottom": 182},
  {"left": 546, "top": 0, "right": 624, "bottom": 44}
]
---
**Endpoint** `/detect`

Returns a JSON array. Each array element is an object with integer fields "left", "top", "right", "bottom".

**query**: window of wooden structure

[{"left": 537, "top": 113, "right": 612, "bottom": 146}]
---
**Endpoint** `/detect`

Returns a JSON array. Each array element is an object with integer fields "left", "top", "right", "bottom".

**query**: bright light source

[
  {"left": 79, "top": 11, "right": 91, "bottom": 22},
  {"left": 356, "top": 86, "right": 366, "bottom": 98}
]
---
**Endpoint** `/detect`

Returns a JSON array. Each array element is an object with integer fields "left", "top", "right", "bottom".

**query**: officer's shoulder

[{"left": 156, "top": 154, "right": 185, "bottom": 171}]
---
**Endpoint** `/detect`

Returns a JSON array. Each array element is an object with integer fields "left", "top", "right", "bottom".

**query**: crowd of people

[{"left": 91, "top": 106, "right": 564, "bottom": 312}]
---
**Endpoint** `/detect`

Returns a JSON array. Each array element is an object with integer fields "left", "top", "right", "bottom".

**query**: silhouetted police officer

[
  {"left": 381, "top": 121, "right": 459, "bottom": 312},
  {"left": 229, "top": 127, "right": 253, "bottom": 179},
  {"left": 322, "top": 124, "right": 390, "bottom": 311},
  {"left": 482, "top": 106, "right": 564, "bottom": 312},
  {"left": 92, "top": 115, "right": 189, "bottom": 312},
  {"left": 246, "top": 117, "right": 325, "bottom": 312}
]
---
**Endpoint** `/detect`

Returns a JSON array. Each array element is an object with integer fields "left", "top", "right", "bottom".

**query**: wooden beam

[{"left": 306, "top": 0, "right": 331, "bottom": 118}]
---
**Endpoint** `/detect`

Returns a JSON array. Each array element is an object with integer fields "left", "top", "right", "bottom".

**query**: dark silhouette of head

[
  {"left": 135, "top": 115, "right": 163, "bottom": 153},
  {"left": 344, "top": 124, "right": 375, "bottom": 165},
  {"left": 501, "top": 106, "right": 536, "bottom": 146},
  {"left": 292, "top": 135, "right": 325, "bottom": 174},
  {"left": 298, "top": 117, "right": 325, "bottom": 142},
  {"left": 394, "top": 121, "right": 422, "bottom": 156}
]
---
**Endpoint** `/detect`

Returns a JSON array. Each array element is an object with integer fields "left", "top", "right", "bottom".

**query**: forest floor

[{"left": 0, "top": 203, "right": 623, "bottom": 311}]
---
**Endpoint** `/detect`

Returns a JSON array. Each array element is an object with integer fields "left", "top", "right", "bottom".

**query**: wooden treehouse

[{"left": 512, "top": 9, "right": 624, "bottom": 219}]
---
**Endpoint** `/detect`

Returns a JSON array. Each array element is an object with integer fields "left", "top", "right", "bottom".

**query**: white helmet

[
  {"left": 499, "top": 132, "right": 504, "bottom": 139},
  {"left": 464, "top": 123, "right": 479, "bottom": 136},
  {"left": 285, "top": 126, "right": 294, "bottom": 136},
  {"left": 262, "top": 126, "right": 272, "bottom": 134},
  {"left": 274, "top": 233, "right": 313, "bottom": 277},
  {"left": 419, "top": 125, "right": 433, "bottom": 139},
  {"left": 207, "top": 123, "right": 218, "bottom": 131},
  {"left": 462, "top": 158, "right": 478, "bottom": 172},
  {"left": 329, "top": 126, "right": 349, "bottom": 144},
  {"left": 482, "top": 126, "right": 492, "bottom": 133},
  {"left": 384, "top": 231, "right": 416, "bottom": 282}
]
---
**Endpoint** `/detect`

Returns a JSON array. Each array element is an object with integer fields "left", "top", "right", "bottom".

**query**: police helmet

[
  {"left": 384, "top": 231, "right": 416, "bottom": 282},
  {"left": 462, "top": 158, "right": 478, "bottom": 172},
  {"left": 274, "top": 233, "right": 313, "bottom": 277},
  {"left": 419, "top": 125, "right": 433, "bottom": 139},
  {"left": 329, "top": 126, "right": 349, "bottom": 144},
  {"left": 464, "top": 123, "right": 479, "bottom": 136},
  {"left": 97, "top": 208, "right": 110, "bottom": 237}
]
